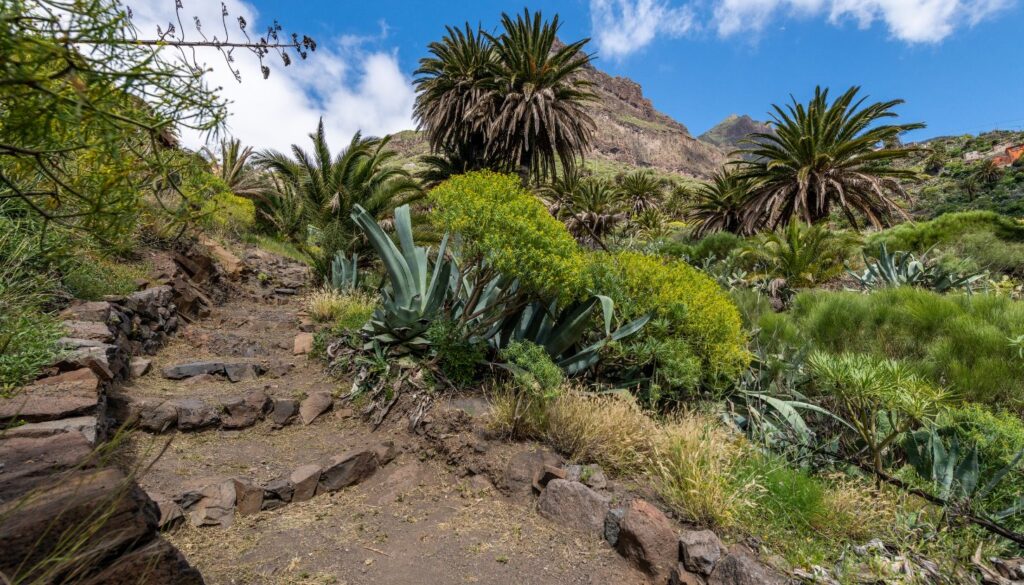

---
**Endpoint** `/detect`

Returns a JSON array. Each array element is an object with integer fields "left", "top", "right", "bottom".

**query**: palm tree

[
  {"left": 687, "top": 169, "right": 752, "bottom": 237},
  {"left": 413, "top": 10, "right": 595, "bottom": 182},
  {"left": 413, "top": 23, "right": 495, "bottom": 167},
  {"left": 747, "top": 221, "right": 861, "bottom": 288},
  {"left": 564, "top": 177, "right": 627, "bottom": 246},
  {"left": 203, "top": 137, "right": 266, "bottom": 200},
  {"left": 736, "top": 86, "right": 924, "bottom": 232},
  {"left": 618, "top": 170, "right": 665, "bottom": 215},
  {"left": 256, "top": 120, "right": 422, "bottom": 275}
]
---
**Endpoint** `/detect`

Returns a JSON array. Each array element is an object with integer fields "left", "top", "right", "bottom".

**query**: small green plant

[
  {"left": 427, "top": 319, "right": 485, "bottom": 386},
  {"left": 849, "top": 243, "right": 985, "bottom": 293},
  {"left": 494, "top": 341, "right": 564, "bottom": 438},
  {"left": 807, "top": 351, "right": 947, "bottom": 478},
  {"left": 0, "top": 310, "right": 65, "bottom": 395}
]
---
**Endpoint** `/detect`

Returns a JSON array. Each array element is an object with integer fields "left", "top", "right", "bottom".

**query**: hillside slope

[
  {"left": 390, "top": 63, "right": 727, "bottom": 179},
  {"left": 698, "top": 114, "right": 773, "bottom": 155}
]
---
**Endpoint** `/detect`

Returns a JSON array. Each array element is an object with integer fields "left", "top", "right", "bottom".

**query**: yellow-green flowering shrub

[
  {"left": 201, "top": 185, "right": 256, "bottom": 236},
  {"left": 429, "top": 171, "right": 586, "bottom": 300},
  {"left": 590, "top": 251, "right": 749, "bottom": 394}
]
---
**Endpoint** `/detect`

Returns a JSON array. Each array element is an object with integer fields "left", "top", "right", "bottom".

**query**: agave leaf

[
  {"left": 993, "top": 495, "right": 1024, "bottom": 520},
  {"left": 955, "top": 445, "right": 980, "bottom": 498},
  {"left": 352, "top": 204, "right": 415, "bottom": 305},
  {"left": 544, "top": 298, "right": 599, "bottom": 357},
  {"left": 977, "top": 448, "right": 1024, "bottom": 500}
]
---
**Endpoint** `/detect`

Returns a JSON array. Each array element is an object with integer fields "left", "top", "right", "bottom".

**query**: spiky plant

[
  {"left": 203, "top": 137, "right": 266, "bottom": 200},
  {"left": 413, "top": 23, "right": 495, "bottom": 166},
  {"left": 619, "top": 170, "right": 665, "bottom": 215},
  {"left": 736, "top": 86, "right": 924, "bottom": 232},
  {"left": 484, "top": 10, "right": 595, "bottom": 180},
  {"left": 687, "top": 169, "right": 751, "bottom": 237},
  {"left": 255, "top": 120, "right": 422, "bottom": 276},
  {"left": 413, "top": 10, "right": 595, "bottom": 181},
  {"left": 565, "top": 177, "right": 628, "bottom": 245},
  {"left": 747, "top": 221, "right": 861, "bottom": 288}
]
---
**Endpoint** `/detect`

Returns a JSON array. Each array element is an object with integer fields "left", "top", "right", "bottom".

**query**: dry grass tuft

[
  {"left": 543, "top": 390, "right": 658, "bottom": 475},
  {"left": 651, "top": 414, "right": 750, "bottom": 527},
  {"left": 305, "top": 287, "right": 377, "bottom": 327}
]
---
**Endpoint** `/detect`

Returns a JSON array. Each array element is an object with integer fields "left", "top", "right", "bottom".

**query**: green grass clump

[
  {"left": 759, "top": 288, "right": 1024, "bottom": 408},
  {"left": 248, "top": 235, "right": 314, "bottom": 266},
  {"left": 62, "top": 255, "right": 148, "bottom": 300},
  {"left": 867, "top": 211, "right": 1024, "bottom": 275},
  {"left": 500, "top": 340, "right": 564, "bottom": 393},
  {"left": 0, "top": 310, "right": 64, "bottom": 395},
  {"left": 427, "top": 319, "right": 486, "bottom": 387}
]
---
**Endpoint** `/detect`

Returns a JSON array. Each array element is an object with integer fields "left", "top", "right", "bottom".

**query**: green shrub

[
  {"left": 201, "top": 189, "right": 256, "bottom": 237},
  {"left": 429, "top": 171, "right": 587, "bottom": 301},
  {"left": 761, "top": 288, "right": 1024, "bottom": 408},
  {"left": 62, "top": 255, "right": 148, "bottom": 300},
  {"left": 746, "top": 221, "right": 861, "bottom": 288},
  {"left": 679, "top": 231, "right": 744, "bottom": 265},
  {"left": 590, "top": 251, "right": 748, "bottom": 393},
  {"left": 1, "top": 310, "right": 64, "bottom": 395},
  {"left": 867, "top": 211, "right": 1024, "bottom": 275},
  {"left": 428, "top": 319, "right": 486, "bottom": 386},
  {"left": 500, "top": 340, "right": 564, "bottom": 393}
]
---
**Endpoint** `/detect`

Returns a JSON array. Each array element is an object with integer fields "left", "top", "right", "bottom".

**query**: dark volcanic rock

[
  {"left": 707, "top": 545, "right": 787, "bottom": 585},
  {"left": 317, "top": 450, "right": 379, "bottom": 494},
  {"left": 0, "top": 368, "right": 100, "bottom": 423},
  {"left": 537, "top": 479, "right": 610, "bottom": 534},
  {"left": 270, "top": 398, "right": 299, "bottom": 427},
  {"left": 616, "top": 499, "right": 679, "bottom": 580},
  {"left": 171, "top": 398, "right": 220, "bottom": 431},
  {"left": 680, "top": 529, "right": 726, "bottom": 576},
  {"left": 162, "top": 361, "right": 225, "bottom": 380}
]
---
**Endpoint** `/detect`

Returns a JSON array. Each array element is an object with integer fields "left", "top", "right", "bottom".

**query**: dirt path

[{"left": 120, "top": 248, "right": 649, "bottom": 585}]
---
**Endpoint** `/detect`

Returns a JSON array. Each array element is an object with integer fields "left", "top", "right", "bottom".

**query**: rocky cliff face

[
  {"left": 390, "top": 61, "right": 727, "bottom": 179},
  {"left": 697, "top": 114, "right": 773, "bottom": 155}
]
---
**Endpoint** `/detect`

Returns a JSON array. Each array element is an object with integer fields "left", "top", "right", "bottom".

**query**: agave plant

[
  {"left": 492, "top": 297, "right": 650, "bottom": 375},
  {"left": 904, "top": 428, "right": 1024, "bottom": 520},
  {"left": 849, "top": 243, "right": 985, "bottom": 293},
  {"left": 350, "top": 204, "right": 452, "bottom": 349},
  {"left": 328, "top": 251, "right": 359, "bottom": 292}
]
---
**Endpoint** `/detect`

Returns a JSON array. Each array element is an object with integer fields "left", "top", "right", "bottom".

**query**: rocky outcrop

[
  {"left": 388, "top": 53, "right": 727, "bottom": 179},
  {"left": 698, "top": 114, "right": 774, "bottom": 159},
  {"left": 0, "top": 243, "right": 235, "bottom": 584}
]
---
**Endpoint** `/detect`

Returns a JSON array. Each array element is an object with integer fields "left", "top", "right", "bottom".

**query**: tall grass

[{"left": 760, "top": 288, "right": 1024, "bottom": 408}]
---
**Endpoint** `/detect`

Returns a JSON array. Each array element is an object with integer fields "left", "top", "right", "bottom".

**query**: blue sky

[{"left": 131, "top": 0, "right": 1024, "bottom": 150}]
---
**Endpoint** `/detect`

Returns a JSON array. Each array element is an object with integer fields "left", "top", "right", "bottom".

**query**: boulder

[
  {"left": 270, "top": 398, "right": 299, "bottom": 427},
  {"left": 262, "top": 478, "right": 294, "bottom": 510},
  {"left": 63, "top": 320, "right": 114, "bottom": 343},
  {"left": 223, "top": 362, "right": 260, "bottom": 383},
  {"left": 1, "top": 416, "right": 98, "bottom": 444},
  {"left": 232, "top": 478, "right": 264, "bottom": 515},
  {"left": 680, "top": 529, "right": 726, "bottom": 576},
  {"left": 185, "top": 481, "right": 236, "bottom": 527},
  {"left": 78, "top": 538, "right": 204, "bottom": 585},
  {"left": 60, "top": 301, "right": 114, "bottom": 323},
  {"left": 0, "top": 468, "right": 158, "bottom": 580},
  {"left": 139, "top": 401, "right": 179, "bottom": 433},
  {"left": 537, "top": 479, "right": 610, "bottom": 535},
  {"left": 317, "top": 450, "right": 380, "bottom": 494},
  {"left": 0, "top": 368, "right": 100, "bottom": 423},
  {"left": 372, "top": 441, "right": 398, "bottom": 466},
  {"left": 220, "top": 390, "right": 271, "bottom": 429},
  {"left": 130, "top": 357, "right": 153, "bottom": 378},
  {"left": 299, "top": 391, "right": 332, "bottom": 425},
  {"left": 290, "top": 464, "right": 322, "bottom": 502},
  {"left": 293, "top": 332, "right": 314, "bottom": 355},
  {"left": 616, "top": 499, "right": 679, "bottom": 580},
  {"left": 161, "top": 361, "right": 226, "bottom": 380},
  {"left": 503, "top": 448, "right": 564, "bottom": 496},
  {"left": 0, "top": 433, "right": 96, "bottom": 501},
  {"left": 149, "top": 494, "right": 185, "bottom": 530},
  {"left": 707, "top": 545, "right": 787, "bottom": 585},
  {"left": 56, "top": 342, "right": 122, "bottom": 381},
  {"left": 171, "top": 398, "right": 220, "bottom": 431},
  {"left": 605, "top": 508, "right": 626, "bottom": 547}
]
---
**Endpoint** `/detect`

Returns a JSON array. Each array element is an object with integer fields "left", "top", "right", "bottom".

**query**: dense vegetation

[{"left": 3, "top": 1, "right": 1023, "bottom": 582}]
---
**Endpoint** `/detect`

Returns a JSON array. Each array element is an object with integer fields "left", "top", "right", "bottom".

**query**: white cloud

[
  {"left": 126, "top": 0, "right": 415, "bottom": 153},
  {"left": 712, "top": 0, "right": 1014, "bottom": 42},
  {"left": 590, "top": 0, "right": 1014, "bottom": 54},
  {"left": 589, "top": 0, "right": 697, "bottom": 59}
]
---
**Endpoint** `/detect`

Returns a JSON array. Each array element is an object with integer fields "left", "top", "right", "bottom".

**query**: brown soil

[{"left": 120, "top": 246, "right": 650, "bottom": 585}]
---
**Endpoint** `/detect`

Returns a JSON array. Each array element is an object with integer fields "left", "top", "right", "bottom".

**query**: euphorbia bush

[
  {"left": 429, "top": 171, "right": 587, "bottom": 302},
  {"left": 589, "top": 251, "right": 749, "bottom": 399}
]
